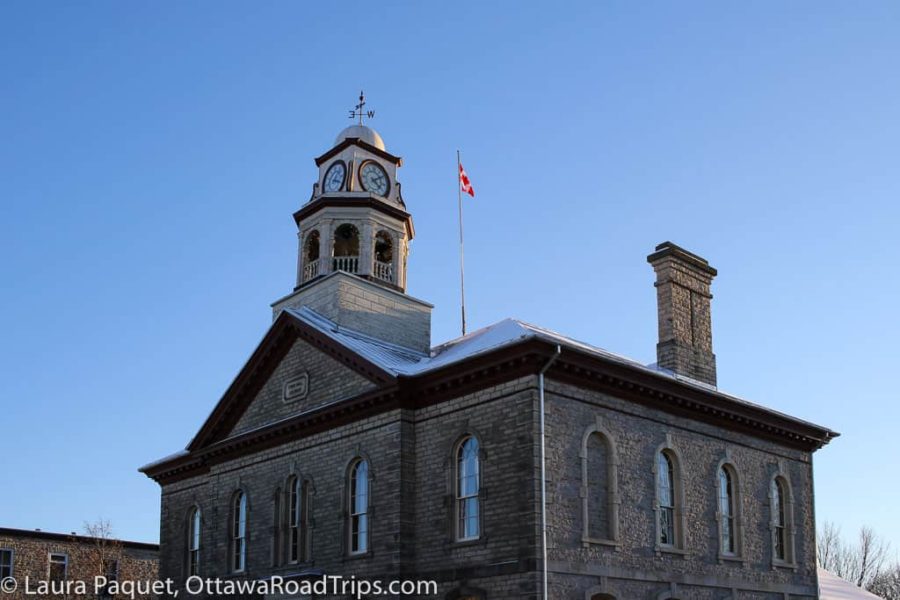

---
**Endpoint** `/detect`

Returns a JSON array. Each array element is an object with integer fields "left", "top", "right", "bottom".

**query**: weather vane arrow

[{"left": 348, "top": 90, "right": 375, "bottom": 125}]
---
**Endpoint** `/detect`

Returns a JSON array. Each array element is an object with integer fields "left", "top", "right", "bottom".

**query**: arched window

[
  {"left": 306, "top": 230, "right": 320, "bottom": 262},
  {"left": 349, "top": 459, "right": 369, "bottom": 555},
  {"left": 231, "top": 491, "right": 247, "bottom": 572},
  {"left": 718, "top": 466, "right": 736, "bottom": 555},
  {"left": 287, "top": 477, "right": 310, "bottom": 563},
  {"left": 655, "top": 449, "right": 683, "bottom": 549},
  {"left": 187, "top": 507, "right": 201, "bottom": 576},
  {"left": 658, "top": 452, "right": 676, "bottom": 545},
  {"left": 772, "top": 476, "right": 794, "bottom": 563},
  {"left": 456, "top": 436, "right": 480, "bottom": 541},
  {"left": 583, "top": 430, "right": 617, "bottom": 543},
  {"left": 332, "top": 224, "right": 360, "bottom": 274},
  {"left": 302, "top": 230, "right": 321, "bottom": 282},
  {"left": 373, "top": 231, "right": 394, "bottom": 283}
]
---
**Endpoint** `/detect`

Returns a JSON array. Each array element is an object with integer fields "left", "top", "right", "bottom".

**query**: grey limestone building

[
  {"left": 0, "top": 527, "right": 159, "bottom": 599},
  {"left": 141, "top": 121, "right": 838, "bottom": 599}
]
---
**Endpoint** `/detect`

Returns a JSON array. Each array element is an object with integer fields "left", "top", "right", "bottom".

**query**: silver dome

[{"left": 334, "top": 125, "right": 385, "bottom": 151}]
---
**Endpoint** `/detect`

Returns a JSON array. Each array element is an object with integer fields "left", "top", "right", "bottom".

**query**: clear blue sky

[{"left": 2, "top": 2, "right": 897, "bottom": 550}]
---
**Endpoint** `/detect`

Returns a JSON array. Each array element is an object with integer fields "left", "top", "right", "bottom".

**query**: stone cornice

[
  {"left": 292, "top": 196, "right": 414, "bottom": 239},
  {"left": 141, "top": 335, "right": 837, "bottom": 485}
]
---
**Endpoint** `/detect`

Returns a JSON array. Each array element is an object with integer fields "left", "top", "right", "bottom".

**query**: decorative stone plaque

[{"left": 283, "top": 373, "right": 309, "bottom": 403}]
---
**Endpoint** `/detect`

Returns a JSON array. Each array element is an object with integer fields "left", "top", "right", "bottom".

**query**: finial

[{"left": 349, "top": 90, "right": 375, "bottom": 125}]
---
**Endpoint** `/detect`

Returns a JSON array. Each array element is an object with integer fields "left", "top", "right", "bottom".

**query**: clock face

[
  {"left": 359, "top": 162, "right": 389, "bottom": 196},
  {"left": 323, "top": 161, "right": 346, "bottom": 192}
]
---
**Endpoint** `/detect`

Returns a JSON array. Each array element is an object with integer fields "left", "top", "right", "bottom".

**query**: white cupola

[{"left": 271, "top": 104, "right": 432, "bottom": 353}]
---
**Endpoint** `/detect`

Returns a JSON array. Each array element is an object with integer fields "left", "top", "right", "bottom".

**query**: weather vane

[{"left": 349, "top": 90, "right": 375, "bottom": 125}]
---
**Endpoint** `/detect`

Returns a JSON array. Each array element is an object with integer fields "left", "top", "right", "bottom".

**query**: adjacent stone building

[
  {"left": 0, "top": 527, "right": 159, "bottom": 599},
  {"left": 140, "top": 120, "right": 838, "bottom": 599}
]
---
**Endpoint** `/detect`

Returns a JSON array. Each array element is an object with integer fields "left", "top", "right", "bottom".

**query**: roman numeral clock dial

[
  {"left": 359, "top": 161, "right": 389, "bottom": 196},
  {"left": 323, "top": 161, "right": 346, "bottom": 192}
]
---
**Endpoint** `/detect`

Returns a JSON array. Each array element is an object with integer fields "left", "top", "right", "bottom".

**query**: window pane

[
  {"left": 357, "top": 514, "right": 368, "bottom": 552},
  {"left": 350, "top": 460, "right": 369, "bottom": 553},
  {"left": 190, "top": 509, "right": 201, "bottom": 550},
  {"left": 657, "top": 452, "right": 675, "bottom": 508},
  {"left": 49, "top": 554, "right": 66, "bottom": 582},
  {"left": 465, "top": 497, "right": 479, "bottom": 538},
  {"left": 353, "top": 461, "right": 369, "bottom": 514},
  {"left": 457, "top": 438, "right": 481, "bottom": 540},
  {"left": 233, "top": 493, "right": 247, "bottom": 571},
  {"left": 0, "top": 550, "right": 11, "bottom": 579},
  {"left": 659, "top": 506, "right": 674, "bottom": 545},
  {"left": 719, "top": 467, "right": 736, "bottom": 554},
  {"left": 586, "top": 433, "right": 610, "bottom": 540},
  {"left": 722, "top": 517, "right": 734, "bottom": 554}
]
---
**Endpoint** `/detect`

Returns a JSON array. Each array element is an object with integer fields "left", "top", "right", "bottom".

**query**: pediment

[{"left": 187, "top": 311, "right": 394, "bottom": 451}]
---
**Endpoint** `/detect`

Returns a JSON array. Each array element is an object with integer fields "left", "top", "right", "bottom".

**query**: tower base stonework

[{"left": 271, "top": 271, "right": 432, "bottom": 353}]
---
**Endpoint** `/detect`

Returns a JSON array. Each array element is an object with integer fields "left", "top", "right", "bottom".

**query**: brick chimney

[{"left": 647, "top": 241, "right": 718, "bottom": 386}]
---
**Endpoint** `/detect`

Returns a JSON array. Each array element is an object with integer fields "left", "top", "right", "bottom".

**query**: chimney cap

[{"left": 647, "top": 241, "right": 718, "bottom": 276}]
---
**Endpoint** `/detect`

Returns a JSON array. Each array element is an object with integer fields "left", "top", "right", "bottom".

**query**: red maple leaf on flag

[{"left": 459, "top": 163, "right": 475, "bottom": 197}]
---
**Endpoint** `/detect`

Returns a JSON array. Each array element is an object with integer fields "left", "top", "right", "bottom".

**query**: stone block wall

[
  {"left": 271, "top": 272, "right": 433, "bottom": 353},
  {"left": 0, "top": 531, "right": 158, "bottom": 600},
  {"left": 157, "top": 371, "right": 821, "bottom": 600},
  {"left": 542, "top": 379, "right": 818, "bottom": 599}
]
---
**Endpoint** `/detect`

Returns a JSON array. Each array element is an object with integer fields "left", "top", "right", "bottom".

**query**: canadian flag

[{"left": 459, "top": 163, "right": 475, "bottom": 197}]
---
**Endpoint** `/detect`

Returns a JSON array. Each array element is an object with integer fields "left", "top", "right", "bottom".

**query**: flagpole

[{"left": 457, "top": 149, "right": 467, "bottom": 337}]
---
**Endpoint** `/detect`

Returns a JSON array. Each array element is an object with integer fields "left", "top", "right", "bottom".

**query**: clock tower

[{"left": 271, "top": 119, "right": 433, "bottom": 353}]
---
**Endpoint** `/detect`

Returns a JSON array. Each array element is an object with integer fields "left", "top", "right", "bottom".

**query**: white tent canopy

[{"left": 819, "top": 568, "right": 883, "bottom": 599}]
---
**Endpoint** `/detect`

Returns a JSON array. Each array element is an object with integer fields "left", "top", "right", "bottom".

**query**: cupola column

[
  {"left": 399, "top": 237, "right": 409, "bottom": 289},
  {"left": 321, "top": 220, "right": 335, "bottom": 277},
  {"left": 360, "top": 220, "right": 375, "bottom": 278},
  {"left": 295, "top": 230, "right": 304, "bottom": 287}
]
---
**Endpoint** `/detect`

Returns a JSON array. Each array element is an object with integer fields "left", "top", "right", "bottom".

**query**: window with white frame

[
  {"left": 657, "top": 451, "right": 677, "bottom": 547},
  {"left": 349, "top": 459, "right": 369, "bottom": 555},
  {"left": 48, "top": 553, "right": 67, "bottom": 582},
  {"left": 0, "top": 549, "right": 12, "bottom": 579},
  {"left": 772, "top": 476, "right": 793, "bottom": 563},
  {"left": 718, "top": 466, "right": 736, "bottom": 555},
  {"left": 231, "top": 492, "right": 247, "bottom": 572},
  {"left": 188, "top": 507, "right": 201, "bottom": 576},
  {"left": 456, "top": 436, "right": 480, "bottom": 541}
]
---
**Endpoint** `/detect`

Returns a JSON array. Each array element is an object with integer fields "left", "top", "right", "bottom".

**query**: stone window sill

[
  {"left": 718, "top": 554, "right": 746, "bottom": 565},
  {"left": 581, "top": 536, "right": 620, "bottom": 549},
  {"left": 448, "top": 536, "right": 489, "bottom": 550},
  {"left": 344, "top": 550, "right": 373, "bottom": 562},
  {"left": 773, "top": 560, "right": 798, "bottom": 572},
  {"left": 655, "top": 545, "right": 688, "bottom": 557}
]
